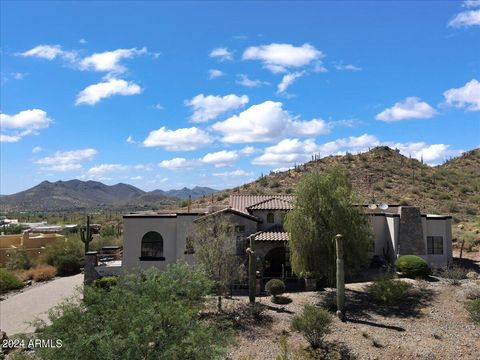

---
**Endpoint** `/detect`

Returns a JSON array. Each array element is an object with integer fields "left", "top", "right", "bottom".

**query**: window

[
  {"left": 140, "top": 231, "right": 164, "bottom": 260},
  {"left": 267, "top": 212, "right": 275, "bottom": 224},
  {"left": 427, "top": 236, "right": 443, "bottom": 255}
]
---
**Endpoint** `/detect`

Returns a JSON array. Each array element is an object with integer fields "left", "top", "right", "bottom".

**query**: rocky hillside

[{"left": 193, "top": 146, "right": 480, "bottom": 225}]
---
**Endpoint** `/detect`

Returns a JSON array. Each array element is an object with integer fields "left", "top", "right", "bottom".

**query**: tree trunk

[
  {"left": 217, "top": 295, "right": 222, "bottom": 312},
  {"left": 336, "top": 234, "right": 345, "bottom": 321}
]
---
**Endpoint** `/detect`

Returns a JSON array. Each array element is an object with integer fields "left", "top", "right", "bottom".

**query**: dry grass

[{"left": 16, "top": 265, "right": 57, "bottom": 282}]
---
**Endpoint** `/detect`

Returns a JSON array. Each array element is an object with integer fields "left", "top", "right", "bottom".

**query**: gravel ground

[{"left": 224, "top": 278, "right": 480, "bottom": 360}]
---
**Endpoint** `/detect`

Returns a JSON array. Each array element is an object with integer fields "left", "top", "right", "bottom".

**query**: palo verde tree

[
  {"left": 284, "top": 167, "right": 372, "bottom": 285},
  {"left": 188, "top": 214, "right": 246, "bottom": 311}
]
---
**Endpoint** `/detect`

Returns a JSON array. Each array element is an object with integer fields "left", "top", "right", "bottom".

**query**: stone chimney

[{"left": 397, "top": 206, "right": 425, "bottom": 256}]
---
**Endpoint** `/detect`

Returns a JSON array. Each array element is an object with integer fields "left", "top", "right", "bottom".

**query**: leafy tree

[
  {"left": 188, "top": 214, "right": 246, "bottom": 311},
  {"left": 33, "top": 263, "right": 232, "bottom": 360},
  {"left": 285, "top": 168, "right": 372, "bottom": 284}
]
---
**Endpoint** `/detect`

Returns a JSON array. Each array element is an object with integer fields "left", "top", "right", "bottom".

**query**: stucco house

[{"left": 116, "top": 194, "right": 452, "bottom": 280}]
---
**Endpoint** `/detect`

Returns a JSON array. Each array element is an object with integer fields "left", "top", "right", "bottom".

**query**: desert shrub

[
  {"left": 465, "top": 299, "right": 480, "bottom": 324},
  {"left": 0, "top": 268, "right": 24, "bottom": 293},
  {"left": 460, "top": 283, "right": 480, "bottom": 300},
  {"left": 291, "top": 305, "right": 333, "bottom": 349},
  {"left": 266, "top": 279, "right": 285, "bottom": 299},
  {"left": 39, "top": 237, "right": 83, "bottom": 267},
  {"left": 32, "top": 263, "right": 231, "bottom": 360},
  {"left": 395, "top": 255, "right": 430, "bottom": 278},
  {"left": 89, "top": 235, "right": 122, "bottom": 251},
  {"left": 465, "top": 207, "right": 477, "bottom": 216},
  {"left": 18, "top": 265, "right": 57, "bottom": 282},
  {"left": 1, "top": 224, "right": 26, "bottom": 234},
  {"left": 94, "top": 276, "right": 118, "bottom": 290},
  {"left": 5, "top": 248, "right": 32, "bottom": 270},
  {"left": 246, "top": 303, "right": 266, "bottom": 320},
  {"left": 100, "top": 225, "right": 116, "bottom": 237},
  {"left": 54, "top": 254, "right": 82, "bottom": 276},
  {"left": 269, "top": 180, "right": 281, "bottom": 188},
  {"left": 463, "top": 233, "right": 479, "bottom": 252},
  {"left": 276, "top": 335, "right": 316, "bottom": 360},
  {"left": 447, "top": 200, "right": 459, "bottom": 213},
  {"left": 367, "top": 278, "right": 412, "bottom": 305},
  {"left": 436, "top": 264, "right": 468, "bottom": 284}
]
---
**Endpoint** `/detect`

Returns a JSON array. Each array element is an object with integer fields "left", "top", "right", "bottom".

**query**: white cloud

[
  {"left": 242, "top": 43, "right": 323, "bottom": 73},
  {"left": 236, "top": 74, "right": 268, "bottom": 88},
  {"left": 201, "top": 150, "right": 238, "bottom": 167},
  {"left": 376, "top": 97, "right": 437, "bottom": 122},
  {"left": 212, "top": 101, "right": 330, "bottom": 143},
  {"left": 152, "top": 103, "right": 164, "bottom": 110},
  {"left": 12, "top": 72, "right": 25, "bottom": 80},
  {"left": 143, "top": 126, "right": 213, "bottom": 151},
  {"left": 0, "top": 109, "right": 53, "bottom": 142},
  {"left": 209, "top": 47, "right": 233, "bottom": 61},
  {"left": 252, "top": 138, "right": 319, "bottom": 165},
  {"left": 79, "top": 38, "right": 88, "bottom": 44},
  {"left": 213, "top": 169, "right": 254, "bottom": 177},
  {"left": 79, "top": 47, "right": 147, "bottom": 73},
  {"left": 35, "top": 148, "right": 97, "bottom": 172},
  {"left": 75, "top": 78, "right": 142, "bottom": 105},
  {"left": 208, "top": 69, "right": 224, "bottom": 79},
  {"left": 392, "top": 142, "right": 462, "bottom": 165},
  {"left": 443, "top": 79, "right": 480, "bottom": 111},
  {"left": 318, "top": 134, "right": 380, "bottom": 155},
  {"left": 239, "top": 146, "right": 258, "bottom": 155},
  {"left": 158, "top": 157, "right": 199, "bottom": 169},
  {"left": 32, "top": 146, "right": 42, "bottom": 153},
  {"left": 130, "top": 176, "right": 143, "bottom": 180},
  {"left": 334, "top": 63, "right": 362, "bottom": 71},
  {"left": 126, "top": 135, "right": 135, "bottom": 144},
  {"left": 87, "top": 164, "right": 128, "bottom": 175},
  {"left": 20, "top": 44, "right": 76, "bottom": 61},
  {"left": 185, "top": 94, "right": 249, "bottom": 122},
  {"left": 449, "top": 6, "right": 480, "bottom": 27},
  {"left": 277, "top": 71, "right": 304, "bottom": 94}
]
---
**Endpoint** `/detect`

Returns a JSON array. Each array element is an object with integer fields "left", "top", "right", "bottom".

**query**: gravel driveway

[{"left": 0, "top": 274, "right": 83, "bottom": 335}]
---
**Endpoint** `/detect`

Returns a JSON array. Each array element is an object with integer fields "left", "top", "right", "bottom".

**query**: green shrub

[
  {"left": 94, "top": 276, "right": 118, "bottom": 290},
  {"left": 436, "top": 264, "right": 468, "bottom": 284},
  {"left": 265, "top": 278, "right": 285, "bottom": 299},
  {"left": 1, "top": 224, "right": 26, "bottom": 234},
  {"left": 0, "top": 268, "right": 25, "bottom": 294},
  {"left": 395, "top": 255, "right": 430, "bottom": 278},
  {"left": 54, "top": 254, "right": 81, "bottom": 276},
  {"left": 367, "top": 278, "right": 412, "bottom": 305},
  {"left": 465, "top": 299, "right": 480, "bottom": 324},
  {"left": 39, "top": 237, "right": 83, "bottom": 267},
  {"left": 291, "top": 305, "right": 333, "bottom": 349},
  {"left": 31, "top": 263, "right": 231, "bottom": 360},
  {"left": 5, "top": 248, "right": 32, "bottom": 270}
]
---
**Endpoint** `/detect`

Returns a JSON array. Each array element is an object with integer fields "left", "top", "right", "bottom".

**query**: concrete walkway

[{"left": 0, "top": 274, "right": 83, "bottom": 335}]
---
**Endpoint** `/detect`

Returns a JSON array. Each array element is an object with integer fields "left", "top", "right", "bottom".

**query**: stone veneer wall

[{"left": 397, "top": 206, "right": 425, "bottom": 256}]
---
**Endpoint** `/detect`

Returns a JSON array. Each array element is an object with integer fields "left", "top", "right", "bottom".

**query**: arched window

[
  {"left": 267, "top": 212, "right": 275, "bottom": 224},
  {"left": 141, "top": 231, "right": 164, "bottom": 260}
]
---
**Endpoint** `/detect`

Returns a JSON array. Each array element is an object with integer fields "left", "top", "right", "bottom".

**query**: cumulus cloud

[
  {"left": 392, "top": 142, "right": 462, "bottom": 165},
  {"left": 236, "top": 74, "right": 268, "bottom": 88},
  {"left": 0, "top": 109, "right": 53, "bottom": 142},
  {"left": 87, "top": 164, "right": 128, "bottom": 175},
  {"left": 334, "top": 63, "right": 362, "bottom": 71},
  {"left": 376, "top": 97, "right": 437, "bottom": 122},
  {"left": 277, "top": 72, "right": 305, "bottom": 94},
  {"left": 449, "top": 1, "right": 480, "bottom": 27},
  {"left": 79, "top": 47, "right": 147, "bottom": 73},
  {"left": 213, "top": 169, "right": 254, "bottom": 177},
  {"left": 185, "top": 94, "right": 249, "bottom": 122},
  {"left": 158, "top": 157, "right": 199, "bottom": 170},
  {"left": 242, "top": 43, "right": 323, "bottom": 73},
  {"left": 35, "top": 148, "right": 97, "bottom": 171},
  {"left": 209, "top": 47, "right": 233, "bottom": 61},
  {"left": 239, "top": 146, "right": 258, "bottom": 155},
  {"left": 126, "top": 135, "right": 135, "bottom": 144},
  {"left": 201, "top": 150, "right": 238, "bottom": 167},
  {"left": 443, "top": 79, "right": 480, "bottom": 111},
  {"left": 212, "top": 101, "right": 330, "bottom": 143},
  {"left": 252, "top": 138, "right": 319, "bottom": 165},
  {"left": 75, "top": 78, "right": 142, "bottom": 105},
  {"left": 143, "top": 126, "right": 213, "bottom": 151},
  {"left": 32, "top": 146, "right": 42, "bottom": 153},
  {"left": 208, "top": 69, "right": 224, "bottom": 79},
  {"left": 19, "top": 44, "right": 77, "bottom": 61}
]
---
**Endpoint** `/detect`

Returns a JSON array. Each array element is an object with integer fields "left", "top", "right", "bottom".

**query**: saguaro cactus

[
  {"left": 80, "top": 215, "right": 93, "bottom": 254},
  {"left": 335, "top": 233, "right": 345, "bottom": 320},
  {"left": 246, "top": 234, "right": 256, "bottom": 304}
]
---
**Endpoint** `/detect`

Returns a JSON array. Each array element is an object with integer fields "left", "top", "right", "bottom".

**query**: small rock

[{"left": 466, "top": 272, "right": 478, "bottom": 280}]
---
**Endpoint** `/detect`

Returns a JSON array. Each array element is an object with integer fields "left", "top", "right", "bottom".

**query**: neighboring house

[{"left": 87, "top": 194, "right": 452, "bottom": 283}]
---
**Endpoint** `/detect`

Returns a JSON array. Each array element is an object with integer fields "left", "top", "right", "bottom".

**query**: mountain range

[{"left": 0, "top": 180, "right": 218, "bottom": 212}]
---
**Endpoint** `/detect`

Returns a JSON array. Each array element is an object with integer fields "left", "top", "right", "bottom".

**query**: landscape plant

[
  {"left": 32, "top": 263, "right": 232, "bottom": 360},
  {"left": 285, "top": 168, "right": 372, "bottom": 284},
  {"left": 5, "top": 248, "right": 32, "bottom": 270},
  {"left": 465, "top": 299, "right": 480, "bottom": 324},
  {"left": 395, "top": 255, "right": 430, "bottom": 278},
  {"left": 18, "top": 265, "right": 57, "bottom": 282},
  {"left": 54, "top": 254, "right": 82, "bottom": 276},
  {"left": 367, "top": 278, "right": 412, "bottom": 306},
  {"left": 94, "top": 276, "right": 118, "bottom": 290},
  {"left": 188, "top": 214, "right": 246, "bottom": 311},
  {"left": 0, "top": 267, "right": 24, "bottom": 293},
  {"left": 39, "top": 236, "right": 83, "bottom": 269},
  {"left": 265, "top": 278, "right": 285, "bottom": 302},
  {"left": 291, "top": 305, "right": 333, "bottom": 349}
]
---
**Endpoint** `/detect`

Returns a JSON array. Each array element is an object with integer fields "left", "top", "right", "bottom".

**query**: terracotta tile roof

[
  {"left": 254, "top": 231, "right": 289, "bottom": 241},
  {"left": 247, "top": 197, "right": 294, "bottom": 210},
  {"left": 229, "top": 195, "right": 295, "bottom": 213},
  {"left": 194, "top": 207, "right": 262, "bottom": 223}
]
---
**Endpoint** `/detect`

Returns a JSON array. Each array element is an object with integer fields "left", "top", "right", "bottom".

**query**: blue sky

[{"left": 1, "top": 1, "right": 479, "bottom": 195}]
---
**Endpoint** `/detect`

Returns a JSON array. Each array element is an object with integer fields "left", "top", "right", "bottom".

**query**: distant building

[{"left": 86, "top": 194, "right": 453, "bottom": 283}]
